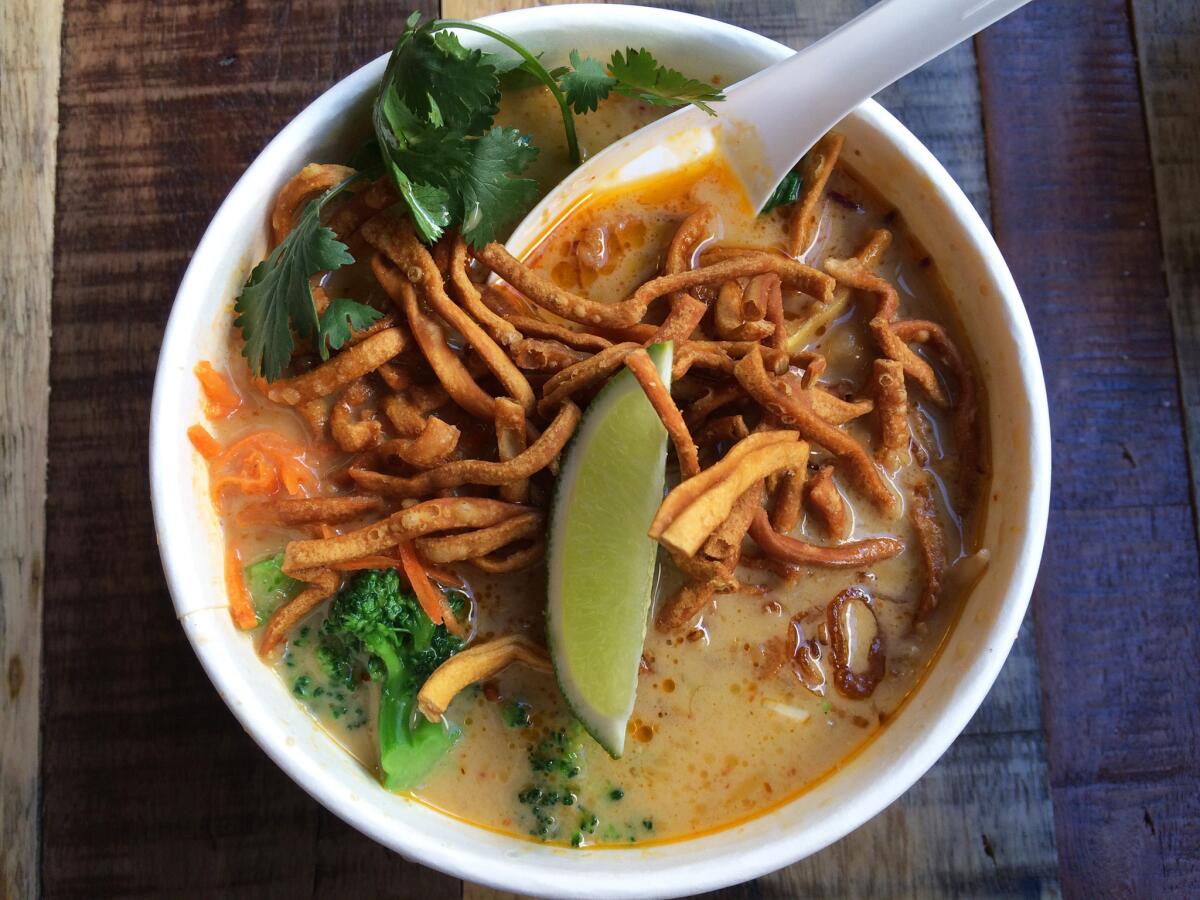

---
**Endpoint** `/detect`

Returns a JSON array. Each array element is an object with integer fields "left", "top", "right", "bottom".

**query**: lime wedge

[{"left": 546, "top": 341, "right": 672, "bottom": 757}]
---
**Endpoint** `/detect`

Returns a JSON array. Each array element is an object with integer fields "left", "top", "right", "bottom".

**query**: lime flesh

[{"left": 546, "top": 342, "right": 672, "bottom": 757}]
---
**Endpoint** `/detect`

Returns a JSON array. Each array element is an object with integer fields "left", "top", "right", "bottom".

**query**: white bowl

[{"left": 150, "top": 6, "right": 1050, "bottom": 898}]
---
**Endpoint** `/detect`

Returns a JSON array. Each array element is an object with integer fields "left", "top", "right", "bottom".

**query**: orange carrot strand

[
  {"left": 330, "top": 555, "right": 402, "bottom": 572},
  {"left": 208, "top": 430, "right": 316, "bottom": 502},
  {"left": 187, "top": 424, "right": 222, "bottom": 460},
  {"left": 397, "top": 540, "right": 445, "bottom": 625},
  {"left": 195, "top": 360, "right": 243, "bottom": 419},
  {"left": 211, "top": 450, "right": 279, "bottom": 497},
  {"left": 423, "top": 564, "right": 465, "bottom": 589},
  {"left": 224, "top": 544, "right": 259, "bottom": 630}
]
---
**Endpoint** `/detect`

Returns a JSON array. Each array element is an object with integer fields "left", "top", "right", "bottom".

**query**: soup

[{"left": 189, "top": 30, "right": 986, "bottom": 849}]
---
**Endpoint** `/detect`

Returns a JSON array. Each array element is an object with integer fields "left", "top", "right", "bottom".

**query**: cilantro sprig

[
  {"left": 234, "top": 178, "right": 382, "bottom": 381},
  {"left": 235, "top": 13, "right": 724, "bottom": 381},
  {"left": 558, "top": 47, "right": 726, "bottom": 116},
  {"left": 372, "top": 14, "right": 545, "bottom": 246}
]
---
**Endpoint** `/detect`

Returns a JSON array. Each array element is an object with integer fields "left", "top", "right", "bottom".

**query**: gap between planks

[{"left": 0, "top": 0, "right": 62, "bottom": 898}]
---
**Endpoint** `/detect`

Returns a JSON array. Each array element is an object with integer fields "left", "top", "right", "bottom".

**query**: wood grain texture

[
  {"left": 42, "top": 2, "right": 457, "bottom": 898},
  {"left": 1, "top": 0, "right": 62, "bottom": 897},
  {"left": 1131, "top": 0, "right": 1200, "bottom": 534},
  {"left": 978, "top": 2, "right": 1200, "bottom": 896},
  {"left": 48, "top": 0, "right": 1200, "bottom": 896},
  {"left": 446, "top": 2, "right": 1056, "bottom": 898}
]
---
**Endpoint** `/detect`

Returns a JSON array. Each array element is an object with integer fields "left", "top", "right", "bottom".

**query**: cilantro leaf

[
  {"left": 372, "top": 95, "right": 452, "bottom": 241},
  {"left": 560, "top": 50, "right": 616, "bottom": 114},
  {"left": 317, "top": 298, "right": 384, "bottom": 357},
  {"left": 388, "top": 14, "right": 499, "bottom": 135},
  {"left": 761, "top": 169, "right": 804, "bottom": 215},
  {"left": 608, "top": 48, "right": 725, "bottom": 115},
  {"left": 383, "top": 111, "right": 476, "bottom": 187},
  {"left": 431, "top": 29, "right": 473, "bottom": 61},
  {"left": 454, "top": 126, "right": 540, "bottom": 248},
  {"left": 392, "top": 170, "right": 452, "bottom": 243},
  {"left": 234, "top": 194, "right": 354, "bottom": 381},
  {"left": 374, "top": 14, "right": 511, "bottom": 242}
]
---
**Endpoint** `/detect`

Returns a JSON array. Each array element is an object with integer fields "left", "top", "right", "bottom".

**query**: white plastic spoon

[{"left": 504, "top": 0, "right": 1033, "bottom": 256}]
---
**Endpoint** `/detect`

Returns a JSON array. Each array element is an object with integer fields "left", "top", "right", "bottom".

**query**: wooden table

[{"left": 3, "top": 0, "right": 1197, "bottom": 897}]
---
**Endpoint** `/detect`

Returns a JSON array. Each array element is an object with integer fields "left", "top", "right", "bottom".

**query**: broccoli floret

[
  {"left": 517, "top": 725, "right": 592, "bottom": 842},
  {"left": 320, "top": 569, "right": 464, "bottom": 790},
  {"left": 578, "top": 807, "right": 598, "bottom": 834},
  {"left": 244, "top": 553, "right": 302, "bottom": 624},
  {"left": 315, "top": 640, "right": 358, "bottom": 691},
  {"left": 529, "top": 728, "right": 583, "bottom": 779},
  {"left": 293, "top": 675, "right": 314, "bottom": 698}
]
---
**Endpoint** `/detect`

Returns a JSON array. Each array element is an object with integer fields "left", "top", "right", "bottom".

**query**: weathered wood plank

[
  {"left": 977, "top": 1, "right": 1200, "bottom": 896},
  {"left": 1131, "top": 1, "right": 1200, "bottom": 530},
  {"left": 445, "top": 1, "right": 1054, "bottom": 898},
  {"left": 0, "top": 0, "right": 62, "bottom": 897},
  {"left": 43, "top": 2, "right": 458, "bottom": 897}
]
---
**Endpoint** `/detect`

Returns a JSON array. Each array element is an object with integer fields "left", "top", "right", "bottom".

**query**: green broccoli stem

[
  {"left": 435, "top": 19, "right": 582, "bottom": 166},
  {"left": 372, "top": 644, "right": 460, "bottom": 791},
  {"left": 243, "top": 553, "right": 302, "bottom": 624}
]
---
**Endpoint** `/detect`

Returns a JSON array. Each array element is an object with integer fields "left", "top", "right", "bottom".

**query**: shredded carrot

[
  {"left": 330, "top": 554, "right": 402, "bottom": 572},
  {"left": 187, "top": 424, "right": 222, "bottom": 460},
  {"left": 216, "top": 429, "right": 309, "bottom": 465},
  {"left": 277, "top": 456, "right": 318, "bottom": 496},
  {"left": 224, "top": 544, "right": 259, "bottom": 630},
  {"left": 398, "top": 540, "right": 447, "bottom": 625},
  {"left": 327, "top": 552, "right": 462, "bottom": 586},
  {"left": 209, "top": 430, "right": 318, "bottom": 502},
  {"left": 210, "top": 450, "right": 279, "bottom": 500},
  {"left": 195, "top": 361, "right": 243, "bottom": 419},
  {"left": 423, "top": 564, "right": 465, "bottom": 589}
]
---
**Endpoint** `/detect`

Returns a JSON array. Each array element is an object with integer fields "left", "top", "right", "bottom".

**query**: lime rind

[{"left": 546, "top": 342, "right": 672, "bottom": 757}]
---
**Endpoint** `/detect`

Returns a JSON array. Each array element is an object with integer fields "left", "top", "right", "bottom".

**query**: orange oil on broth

[{"left": 212, "top": 83, "right": 987, "bottom": 847}]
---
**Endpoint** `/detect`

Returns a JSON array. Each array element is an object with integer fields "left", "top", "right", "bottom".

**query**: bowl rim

[{"left": 150, "top": 5, "right": 1051, "bottom": 897}]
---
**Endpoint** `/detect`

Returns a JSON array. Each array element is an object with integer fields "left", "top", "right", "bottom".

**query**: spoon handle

[{"left": 726, "top": 0, "right": 1034, "bottom": 209}]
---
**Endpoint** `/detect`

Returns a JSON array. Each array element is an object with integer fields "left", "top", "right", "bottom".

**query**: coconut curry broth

[
  {"left": 205, "top": 82, "right": 986, "bottom": 846},
  {"left": 411, "top": 158, "right": 986, "bottom": 842}
]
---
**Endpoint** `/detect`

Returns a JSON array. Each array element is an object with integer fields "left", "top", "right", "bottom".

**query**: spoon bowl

[{"left": 503, "top": 0, "right": 1032, "bottom": 258}]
